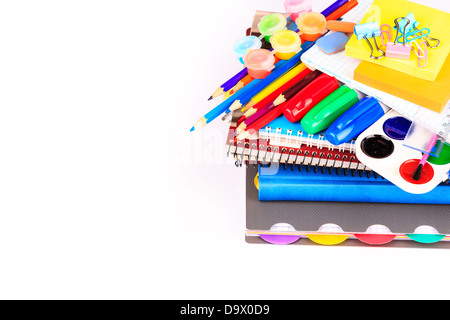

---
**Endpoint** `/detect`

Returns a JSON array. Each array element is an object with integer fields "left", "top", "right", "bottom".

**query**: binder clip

[
  {"left": 395, "top": 12, "right": 440, "bottom": 48},
  {"left": 354, "top": 22, "right": 385, "bottom": 60},
  {"left": 385, "top": 17, "right": 411, "bottom": 60}
]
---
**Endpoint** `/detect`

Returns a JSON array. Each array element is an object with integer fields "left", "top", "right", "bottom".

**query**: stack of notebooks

[{"left": 224, "top": 0, "right": 450, "bottom": 247}]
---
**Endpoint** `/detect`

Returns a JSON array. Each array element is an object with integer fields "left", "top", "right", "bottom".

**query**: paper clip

[
  {"left": 398, "top": 28, "right": 431, "bottom": 44},
  {"left": 413, "top": 41, "right": 428, "bottom": 68},
  {"left": 385, "top": 17, "right": 411, "bottom": 60},
  {"left": 354, "top": 22, "right": 385, "bottom": 60},
  {"left": 380, "top": 24, "right": 391, "bottom": 47}
]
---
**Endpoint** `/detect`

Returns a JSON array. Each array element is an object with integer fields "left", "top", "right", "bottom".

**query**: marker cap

[
  {"left": 258, "top": 14, "right": 287, "bottom": 37},
  {"left": 325, "top": 97, "right": 385, "bottom": 146}
]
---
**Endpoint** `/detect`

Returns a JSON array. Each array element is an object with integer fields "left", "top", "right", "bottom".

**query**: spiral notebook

[{"left": 300, "top": 0, "right": 450, "bottom": 143}]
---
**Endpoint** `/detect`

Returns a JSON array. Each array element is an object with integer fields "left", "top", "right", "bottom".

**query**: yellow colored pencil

[{"left": 230, "top": 63, "right": 306, "bottom": 112}]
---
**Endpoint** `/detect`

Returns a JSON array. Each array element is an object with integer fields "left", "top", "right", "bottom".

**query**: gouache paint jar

[
  {"left": 258, "top": 13, "right": 288, "bottom": 42},
  {"left": 296, "top": 12, "right": 327, "bottom": 42},
  {"left": 234, "top": 35, "right": 263, "bottom": 64},
  {"left": 284, "top": 0, "right": 313, "bottom": 21},
  {"left": 243, "top": 49, "right": 276, "bottom": 79},
  {"left": 270, "top": 30, "right": 302, "bottom": 60}
]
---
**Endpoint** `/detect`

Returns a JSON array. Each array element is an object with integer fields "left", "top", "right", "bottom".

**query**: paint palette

[{"left": 355, "top": 110, "right": 450, "bottom": 194}]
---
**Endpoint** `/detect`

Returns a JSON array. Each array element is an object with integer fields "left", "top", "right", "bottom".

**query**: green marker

[{"left": 301, "top": 86, "right": 359, "bottom": 135}]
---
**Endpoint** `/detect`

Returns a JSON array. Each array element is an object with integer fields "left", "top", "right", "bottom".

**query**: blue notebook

[
  {"left": 257, "top": 165, "right": 450, "bottom": 204},
  {"left": 259, "top": 115, "right": 356, "bottom": 153}
]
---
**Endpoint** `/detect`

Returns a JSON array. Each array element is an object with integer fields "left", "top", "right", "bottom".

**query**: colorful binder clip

[
  {"left": 354, "top": 22, "right": 385, "bottom": 60},
  {"left": 395, "top": 12, "right": 440, "bottom": 48},
  {"left": 385, "top": 17, "right": 411, "bottom": 60}
]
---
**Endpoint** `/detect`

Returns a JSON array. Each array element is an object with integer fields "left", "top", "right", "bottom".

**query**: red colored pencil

[
  {"left": 238, "top": 67, "right": 313, "bottom": 123},
  {"left": 236, "top": 102, "right": 287, "bottom": 141},
  {"left": 326, "top": 0, "right": 359, "bottom": 21}
]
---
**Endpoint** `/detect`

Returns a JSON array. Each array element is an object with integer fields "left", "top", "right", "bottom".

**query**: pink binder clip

[{"left": 386, "top": 17, "right": 412, "bottom": 60}]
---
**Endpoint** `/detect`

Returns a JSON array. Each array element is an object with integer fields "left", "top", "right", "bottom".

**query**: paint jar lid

[
  {"left": 284, "top": 0, "right": 313, "bottom": 13},
  {"left": 233, "top": 36, "right": 263, "bottom": 58},
  {"left": 296, "top": 12, "right": 327, "bottom": 35},
  {"left": 271, "top": 30, "right": 302, "bottom": 53},
  {"left": 243, "top": 49, "right": 276, "bottom": 71},
  {"left": 258, "top": 13, "right": 287, "bottom": 36}
]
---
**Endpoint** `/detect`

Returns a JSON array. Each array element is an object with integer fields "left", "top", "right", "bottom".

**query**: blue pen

[
  {"left": 325, "top": 97, "right": 389, "bottom": 146},
  {"left": 229, "top": 41, "right": 317, "bottom": 112}
]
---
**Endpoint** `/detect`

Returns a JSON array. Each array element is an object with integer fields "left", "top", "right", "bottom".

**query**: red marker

[{"left": 283, "top": 74, "right": 340, "bottom": 123}]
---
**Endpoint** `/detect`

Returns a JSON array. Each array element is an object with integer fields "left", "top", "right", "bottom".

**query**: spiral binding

[{"left": 228, "top": 142, "right": 383, "bottom": 178}]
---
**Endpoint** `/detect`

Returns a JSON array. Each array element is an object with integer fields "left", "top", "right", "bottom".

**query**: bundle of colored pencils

[{"left": 190, "top": 0, "right": 359, "bottom": 134}]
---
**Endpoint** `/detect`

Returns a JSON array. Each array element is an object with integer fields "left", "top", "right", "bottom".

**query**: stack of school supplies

[{"left": 191, "top": 0, "right": 450, "bottom": 248}]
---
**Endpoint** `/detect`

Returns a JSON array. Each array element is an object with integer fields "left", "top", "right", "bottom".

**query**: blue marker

[{"left": 325, "top": 97, "right": 389, "bottom": 146}]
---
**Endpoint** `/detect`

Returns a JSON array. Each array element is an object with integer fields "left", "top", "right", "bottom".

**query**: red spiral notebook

[{"left": 225, "top": 110, "right": 369, "bottom": 174}]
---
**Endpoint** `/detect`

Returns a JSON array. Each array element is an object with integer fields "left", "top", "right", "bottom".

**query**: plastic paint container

[
  {"left": 270, "top": 30, "right": 302, "bottom": 60},
  {"left": 284, "top": 0, "right": 313, "bottom": 21},
  {"left": 296, "top": 12, "right": 327, "bottom": 42},
  {"left": 234, "top": 36, "right": 263, "bottom": 64},
  {"left": 258, "top": 13, "right": 287, "bottom": 42},
  {"left": 243, "top": 49, "right": 276, "bottom": 79}
]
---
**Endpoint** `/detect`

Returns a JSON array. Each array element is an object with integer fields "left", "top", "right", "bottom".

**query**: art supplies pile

[{"left": 191, "top": 0, "right": 450, "bottom": 248}]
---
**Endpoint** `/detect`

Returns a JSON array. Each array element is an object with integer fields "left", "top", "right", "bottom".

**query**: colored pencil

[
  {"left": 209, "top": 67, "right": 248, "bottom": 101},
  {"left": 229, "top": 75, "right": 254, "bottom": 95},
  {"left": 236, "top": 102, "right": 287, "bottom": 141},
  {"left": 236, "top": 67, "right": 314, "bottom": 130},
  {"left": 229, "top": 41, "right": 316, "bottom": 112},
  {"left": 321, "top": 0, "right": 348, "bottom": 17},
  {"left": 240, "top": 63, "right": 308, "bottom": 112},
  {"left": 326, "top": 0, "right": 358, "bottom": 21},
  {"left": 273, "top": 69, "right": 323, "bottom": 106},
  {"left": 191, "top": 78, "right": 261, "bottom": 132}
]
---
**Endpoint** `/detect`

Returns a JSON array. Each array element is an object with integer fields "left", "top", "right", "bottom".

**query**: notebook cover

[
  {"left": 345, "top": 0, "right": 450, "bottom": 81},
  {"left": 257, "top": 165, "right": 450, "bottom": 204},
  {"left": 354, "top": 54, "right": 450, "bottom": 114},
  {"left": 245, "top": 166, "right": 450, "bottom": 247}
]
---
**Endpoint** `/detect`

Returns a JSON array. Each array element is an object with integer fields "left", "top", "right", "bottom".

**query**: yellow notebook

[
  {"left": 345, "top": 0, "right": 450, "bottom": 81},
  {"left": 354, "top": 54, "right": 450, "bottom": 114}
]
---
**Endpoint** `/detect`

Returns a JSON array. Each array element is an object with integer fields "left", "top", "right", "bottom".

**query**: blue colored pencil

[
  {"left": 229, "top": 41, "right": 316, "bottom": 112},
  {"left": 191, "top": 60, "right": 289, "bottom": 132},
  {"left": 208, "top": 68, "right": 248, "bottom": 101}
]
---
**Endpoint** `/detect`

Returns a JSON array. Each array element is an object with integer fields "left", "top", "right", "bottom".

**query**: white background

[{"left": 0, "top": 0, "right": 449, "bottom": 300}]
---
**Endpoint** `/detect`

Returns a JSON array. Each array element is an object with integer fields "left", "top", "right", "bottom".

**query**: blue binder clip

[
  {"left": 395, "top": 12, "right": 440, "bottom": 48},
  {"left": 354, "top": 22, "right": 385, "bottom": 60}
]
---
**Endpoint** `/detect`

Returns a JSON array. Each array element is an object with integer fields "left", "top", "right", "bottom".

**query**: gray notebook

[{"left": 245, "top": 166, "right": 450, "bottom": 248}]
